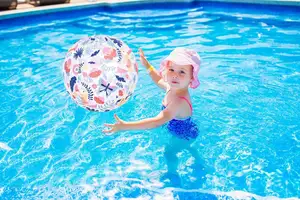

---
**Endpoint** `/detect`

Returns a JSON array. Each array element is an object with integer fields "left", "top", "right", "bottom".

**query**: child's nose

[{"left": 174, "top": 72, "right": 180, "bottom": 77}]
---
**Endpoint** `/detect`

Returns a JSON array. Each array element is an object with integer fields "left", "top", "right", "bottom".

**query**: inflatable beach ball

[{"left": 63, "top": 35, "right": 138, "bottom": 112}]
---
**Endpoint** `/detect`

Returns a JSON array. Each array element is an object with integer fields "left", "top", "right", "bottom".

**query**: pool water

[{"left": 0, "top": 1, "right": 300, "bottom": 199}]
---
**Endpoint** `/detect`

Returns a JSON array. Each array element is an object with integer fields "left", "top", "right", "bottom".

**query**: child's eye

[
  {"left": 180, "top": 71, "right": 185, "bottom": 74},
  {"left": 169, "top": 69, "right": 174, "bottom": 72}
]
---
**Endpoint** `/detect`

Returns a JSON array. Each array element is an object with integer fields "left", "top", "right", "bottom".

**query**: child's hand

[
  {"left": 139, "top": 48, "right": 151, "bottom": 68},
  {"left": 103, "top": 114, "right": 126, "bottom": 135}
]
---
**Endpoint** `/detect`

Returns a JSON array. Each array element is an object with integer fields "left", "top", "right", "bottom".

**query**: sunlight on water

[{"left": 0, "top": 1, "right": 300, "bottom": 199}]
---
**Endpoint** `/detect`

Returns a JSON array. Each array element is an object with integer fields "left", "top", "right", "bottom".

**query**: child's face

[{"left": 166, "top": 62, "right": 193, "bottom": 89}]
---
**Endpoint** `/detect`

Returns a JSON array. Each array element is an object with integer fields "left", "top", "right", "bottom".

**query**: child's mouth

[{"left": 172, "top": 81, "right": 178, "bottom": 84}]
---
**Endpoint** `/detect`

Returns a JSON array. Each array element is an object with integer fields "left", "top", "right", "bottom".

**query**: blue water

[{"left": 0, "top": 1, "right": 300, "bottom": 199}]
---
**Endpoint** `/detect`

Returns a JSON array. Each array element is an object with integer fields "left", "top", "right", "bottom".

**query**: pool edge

[{"left": 0, "top": 0, "right": 300, "bottom": 20}]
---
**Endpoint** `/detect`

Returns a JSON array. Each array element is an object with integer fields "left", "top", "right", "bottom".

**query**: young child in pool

[
  {"left": 103, "top": 47, "right": 200, "bottom": 138},
  {"left": 103, "top": 47, "right": 203, "bottom": 182}
]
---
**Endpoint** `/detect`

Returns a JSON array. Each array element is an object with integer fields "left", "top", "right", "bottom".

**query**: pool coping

[{"left": 0, "top": 0, "right": 300, "bottom": 20}]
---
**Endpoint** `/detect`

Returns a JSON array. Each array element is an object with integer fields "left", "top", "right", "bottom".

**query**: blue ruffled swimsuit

[{"left": 162, "top": 97, "right": 198, "bottom": 140}]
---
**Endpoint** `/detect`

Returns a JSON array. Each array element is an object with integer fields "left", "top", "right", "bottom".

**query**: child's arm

[
  {"left": 103, "top": 100, "right": 179, "bottom": 134},
  {"left": 139, "top": 48, "right": 168, "bottom": 91}
]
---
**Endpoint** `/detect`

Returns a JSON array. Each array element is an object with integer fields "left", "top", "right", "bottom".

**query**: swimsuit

[{"left": 162, "top": 96, "right": 198, "bottom": 140}]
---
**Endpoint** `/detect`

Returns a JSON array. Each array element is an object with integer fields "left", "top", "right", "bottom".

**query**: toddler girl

[{"left": 103, "top": 47, "right": 200, "bottom": 139}]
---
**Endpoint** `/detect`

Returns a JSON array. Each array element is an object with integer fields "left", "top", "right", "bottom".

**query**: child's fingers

[
  {"left": 104, "top": 123, "right": 114, "bottom": 127},
  {"left": 114, "top": 114, "right": 121, "bottom": 122},
  {"left": 139, "top": 48, "right": 145, "bottom": 57},
  {"left": 139, "top": 53, "right": 147, "bottom": 63},
  {"left": 103, "top": 128, "right": 114, "bottom": 135},
  {"left": 103, "top": 127, "right": 115, "bottom": 135}
]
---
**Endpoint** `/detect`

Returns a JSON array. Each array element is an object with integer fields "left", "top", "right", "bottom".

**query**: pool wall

[{"left": 0, "top": 0, "right": 300, "bottom": 21}]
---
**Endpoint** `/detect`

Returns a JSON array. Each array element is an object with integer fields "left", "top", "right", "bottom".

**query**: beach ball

[{"left": 62, "top": 35, "right": 138, "bottom": 112}]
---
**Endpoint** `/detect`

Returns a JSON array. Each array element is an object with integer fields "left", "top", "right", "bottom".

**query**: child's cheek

[
  {"left": 167, "top": 71, "right": 173, "bottom": 76},
  {"left": 179, "top": 74, "right": 186, "bottom": 79}
]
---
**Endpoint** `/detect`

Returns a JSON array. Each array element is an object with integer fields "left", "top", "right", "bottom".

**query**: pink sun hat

[{"left": 159, "top": 47, "right": 201, "bottom": 89}]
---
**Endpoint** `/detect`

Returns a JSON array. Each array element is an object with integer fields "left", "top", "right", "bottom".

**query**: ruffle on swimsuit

[{"left": 162, "top": 97, "right": 198, "bottom": 140}]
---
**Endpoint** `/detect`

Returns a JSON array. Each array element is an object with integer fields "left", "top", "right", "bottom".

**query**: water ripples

[{"left": 0, "top": 2, "right": 300, "bottom": 200}]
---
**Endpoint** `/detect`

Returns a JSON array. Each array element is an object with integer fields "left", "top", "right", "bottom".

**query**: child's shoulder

[
  {"left": 177, "top": 95, "right": 191, "bottom": 104},
  {"left": 177, "top": 94, "right": 193, "bottom": 111}
]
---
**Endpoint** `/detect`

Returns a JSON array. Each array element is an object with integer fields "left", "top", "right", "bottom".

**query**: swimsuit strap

[
  {"left": 179, "top": 96, "right": 193, "bottom": 113},
  {"left": 163, "top": 90, "right": 192, "bottom": 113}
]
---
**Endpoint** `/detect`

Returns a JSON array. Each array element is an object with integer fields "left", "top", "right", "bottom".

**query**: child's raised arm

[
  {"left": 103, "top": 100, "right": 180, "bottom": 134},
  {"left": 139, "top": 48, "right": 168, "bottom": 91}
]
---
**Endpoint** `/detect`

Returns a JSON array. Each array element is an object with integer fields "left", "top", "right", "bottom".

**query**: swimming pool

[{"left": 0, "top": 1, "right": 300, "bottom": 199}]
